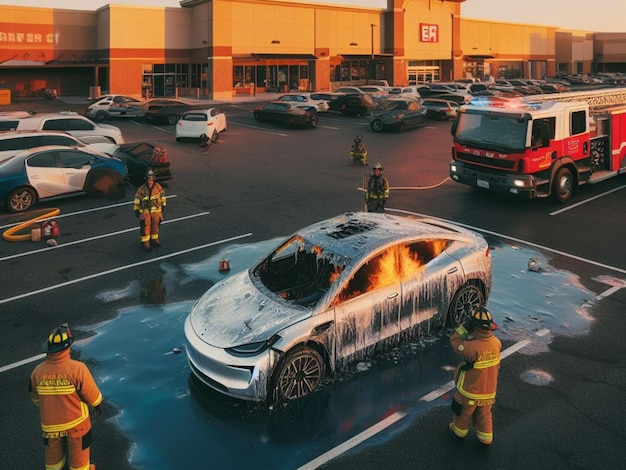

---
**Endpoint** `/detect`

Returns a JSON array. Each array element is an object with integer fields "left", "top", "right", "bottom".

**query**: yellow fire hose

[{"left": 2, "top": 208, "right": 61, "bottom": 242}]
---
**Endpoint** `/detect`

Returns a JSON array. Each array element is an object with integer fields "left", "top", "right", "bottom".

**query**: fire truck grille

[{"left": 456, "top": 152, "right": 516, "bottom": 170}]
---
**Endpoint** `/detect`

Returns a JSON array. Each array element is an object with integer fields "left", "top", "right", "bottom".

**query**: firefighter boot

[{"left": 143, "top": 241, "right": 151, "bottom": 251}]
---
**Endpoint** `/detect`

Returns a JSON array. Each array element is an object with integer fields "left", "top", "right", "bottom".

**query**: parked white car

[
  {"left": 175, "top": 108, "right": 227, "bottom": 142},
  {"left": 10, "top": 112, "right": 124, "bottom": 144},
  {"left": 276, "top": 93, "right": 330, "bottom": 112},
  {"left": 388, "top": 86, "right": 423, "bottom": 102},
  {"left": 84, "top": 94, "right": 145, "bottom": 122}
]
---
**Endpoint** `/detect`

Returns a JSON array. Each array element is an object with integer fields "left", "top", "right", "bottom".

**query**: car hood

[
  {"left": 188, "top": 271, "right": 309, "bottom": 349},
  {"left": 96, "top": 123, "right": 122, "bottom": 133}
]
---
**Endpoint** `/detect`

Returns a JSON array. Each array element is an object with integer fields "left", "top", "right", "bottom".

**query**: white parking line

[
  {"left": 389, "top": 208, "right": 626, "bottom": 275},
  {"left": 0, "top": 212, "right": 211, "bottom": 262},
  {"left": 296, "top": 411, "right": 407, "bottom": 470},
  {"left": 0, "top": 232, "right": 253, "bottom": 305},
  {"left": 550, "top": 185, "right": 626, "bottom": 216},
  {"left": 0, "top": 195, "right": 178, "bottom": 230}
]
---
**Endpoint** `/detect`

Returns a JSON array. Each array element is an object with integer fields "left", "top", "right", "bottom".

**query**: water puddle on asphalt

[{"left": 80, "top": 237, "right": 597, "bottom": 469}]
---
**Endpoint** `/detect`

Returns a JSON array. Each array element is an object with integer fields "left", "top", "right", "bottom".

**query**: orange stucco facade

[{"left": 0, "top": 0, "right": 623, "bottom": 99}]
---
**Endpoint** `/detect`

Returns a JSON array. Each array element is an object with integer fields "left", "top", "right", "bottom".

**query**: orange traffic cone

[{"left": 219, "top": 259, "right": 230, "bottom": 273}]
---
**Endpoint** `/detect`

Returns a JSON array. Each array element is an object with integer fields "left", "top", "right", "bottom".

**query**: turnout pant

[
  {"left": 140, "top": 211, "right": 162, "bottom": 248},
  {"left": 44, "top": 420, "right": 93, "bottom": 470},
  {"left": 450, "top": 392, "right": 494, "bottom": 445}
]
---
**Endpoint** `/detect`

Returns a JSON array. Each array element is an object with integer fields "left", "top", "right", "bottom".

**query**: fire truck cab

[{"left": 449, "top": 90, "right": 626, "bottom": 202}]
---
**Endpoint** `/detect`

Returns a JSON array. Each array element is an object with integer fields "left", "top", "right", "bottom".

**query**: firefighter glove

[
  {"left": 94, "top": 404, "right": 103, "bottom": 416},
  {"left": 134, "top": 210, "right": 140, "bottom": 219},
  {"left": 460, "top": 361, "right": 475, "bottom": 371}
]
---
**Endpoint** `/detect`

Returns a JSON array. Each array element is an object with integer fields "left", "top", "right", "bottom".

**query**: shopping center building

[{"left": 0, "top": 0, "right": 625, "bottom": 100}]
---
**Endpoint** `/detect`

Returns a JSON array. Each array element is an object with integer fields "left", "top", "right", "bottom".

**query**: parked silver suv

[
  {"left": 1, "top": 111, "right": 124, "bottom": 144},
  {"left": 0, "top": 130, "right": 112, "bottom": 160}
]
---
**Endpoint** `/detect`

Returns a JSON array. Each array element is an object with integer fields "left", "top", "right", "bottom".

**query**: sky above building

[{"left": 2, "top": 0, "right": 625, "bottom": 33}]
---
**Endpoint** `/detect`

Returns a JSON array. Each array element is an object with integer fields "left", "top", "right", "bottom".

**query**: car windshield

[
  {"left": 252, "top": 235, "right": 348, "bottom": 307},
  {"left": 454, "top": 110, "right": 529, "bottom": 152}
]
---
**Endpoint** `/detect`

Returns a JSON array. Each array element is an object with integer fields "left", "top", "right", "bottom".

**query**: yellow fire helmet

[
  {"left": 42, "top": 323, "right": 74, "bottom": 353},
  {"left": 470, "top": 306, "right": 499, "bottom": 330}
]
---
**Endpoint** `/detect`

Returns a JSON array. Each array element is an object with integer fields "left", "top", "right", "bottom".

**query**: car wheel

[
  {"left": 210, "top": 130, "right": 219, "bottom": 143},
  {"left": 273, "top": 347, "right": 325, "bottom": 401},
  {"left": 175, "top": 137, "right": 181, "bottom": 142},
  {"left": 167, "top": 114, "right": 179, "bottom": 125},
  {"left": 553, "top": 167, "right": 574, "bottom": 203},
  {"left": 309, "top": 115, "right": 318, "bottom": 128},
  {"left": 371, "top": 119, "right": 384, "bottom": 132},
  {"left": 447, "top": 283, "right": 485, "bottom": 328},
  {"left": 95, "top": 111, "right": 108, "bottom": 122},
  {"left": 199, "top": 133, "right": 211, "bottom": 150},
  {"left": 6, "top": 186, "right": 37, "bottom": 213},
  {"left": 397, "top": 121, "right": 405, "bottom": 133}
]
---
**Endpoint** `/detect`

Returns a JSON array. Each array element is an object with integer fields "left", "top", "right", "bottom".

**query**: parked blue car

[{"left": 0, "top": 145, "right": 127, "bottom": 213}]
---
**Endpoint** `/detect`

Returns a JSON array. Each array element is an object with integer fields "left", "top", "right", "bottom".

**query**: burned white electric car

[{"left": 184, "top": 212, "right": 492, "bottom": 402}]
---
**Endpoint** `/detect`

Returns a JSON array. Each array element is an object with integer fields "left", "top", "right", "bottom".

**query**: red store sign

[{"left": 419, "top": 23, "right": 439, "bottom": 43}]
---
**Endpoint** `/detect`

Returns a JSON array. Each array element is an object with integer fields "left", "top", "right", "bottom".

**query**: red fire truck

[{"left": 449, "top": 88, "right": 626, "bottom": 202}]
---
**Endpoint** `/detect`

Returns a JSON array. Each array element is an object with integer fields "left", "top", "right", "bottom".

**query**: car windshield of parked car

[{"left": 252, "top": 235, "right": 347, "bottom": 307}]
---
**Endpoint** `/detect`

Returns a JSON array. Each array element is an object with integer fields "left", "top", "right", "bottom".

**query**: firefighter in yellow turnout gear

[
  {"left": 449, "top": 306, "right": 502, "bottom": 448},
  {"left": 133, "top": 170, "right": 166, "bottom": 251},
  {"left": 30, "top": 324, "right": 103, "bottom": 470}
]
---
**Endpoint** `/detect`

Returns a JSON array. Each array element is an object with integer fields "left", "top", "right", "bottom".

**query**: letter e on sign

[{"left": 420, "top": 23, "right": 439, "bottom": 43}]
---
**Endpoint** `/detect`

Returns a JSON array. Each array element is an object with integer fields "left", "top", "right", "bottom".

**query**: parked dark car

[
  {"left": 366, "top": 97, "right": 428, "bottom": 132},
  {"left": 140, "top": 98, "right": 202, "bottom": 125},
  {"left": 422, "top": 98, "right": 460, "bottom": 120},
  {"left": 95, "top": 141, "right": 172, "bottom": 186},
  {"left": 328, "top": 93, "right": 376, "bottom": 116},
  {"left": 252, "top": 101, "right": 318, "bottom": 128}
]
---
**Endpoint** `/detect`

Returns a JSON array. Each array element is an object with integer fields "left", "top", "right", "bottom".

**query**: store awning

[
  {"left": 252, "top": 53, "right": 317, "bottom": 60},
  {"left": 339, "top": 54, "right": 395, "bottom": 60},
  {"left": 465, "top": 55, "right": 495, "bottom": 60}
]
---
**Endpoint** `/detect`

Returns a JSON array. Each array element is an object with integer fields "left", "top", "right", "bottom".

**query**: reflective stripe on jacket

[
  {"left": 133, "top": 182, "right": 166, "bottom": 214},
  {"left": 29, "top": 348, "right": 103, "bottom": 434},
  {"left": 451, "top": 328, "right": 502, "bottom": 402}
]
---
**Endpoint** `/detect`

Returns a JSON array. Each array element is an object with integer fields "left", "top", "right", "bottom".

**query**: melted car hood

[{"left": 188, "top": 271, "right": 309, "bottom": 349}]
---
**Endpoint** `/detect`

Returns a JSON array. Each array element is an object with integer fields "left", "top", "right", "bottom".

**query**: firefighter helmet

[
  {"left": 145, "top": 169, "right": 156, "bottom": 180},
  {"left": 470, "top": 306, "right": 498, "bottom": 330},
  {"left": 373, "top": 162, "right": 383, "bottom": 170},
  {"left": 42, "top": 323, "right": 74, "bottom": 353}
]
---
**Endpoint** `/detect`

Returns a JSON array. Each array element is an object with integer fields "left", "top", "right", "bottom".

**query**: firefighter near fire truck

[
  {"left": 133, "top": 169, "right": 166, "bottom": 251},
  {"left": 449, "top": 88, "right": 626, "bottom": 202},
  {"left": 29, "top": 323, "right": 103, "bottom": 470},
  {"left": 366, "top": 162, "right": 390, "bottom": 212},
  {"left": 449, "top": 307, "right": 502, "bottom": 448}
]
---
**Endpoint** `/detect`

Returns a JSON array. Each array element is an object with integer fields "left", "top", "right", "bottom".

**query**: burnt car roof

[{"left": 296, "top": 212, "right": 468, "bottom": 260}]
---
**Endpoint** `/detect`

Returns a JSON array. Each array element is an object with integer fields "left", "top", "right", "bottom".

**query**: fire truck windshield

[{"left": 454, "top": 110, "right": 529, "bottom": 153}]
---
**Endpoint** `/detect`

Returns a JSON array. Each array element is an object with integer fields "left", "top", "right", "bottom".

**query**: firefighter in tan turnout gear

[
  {"left": 29, "top": 324, "right": 103, "bottom": 470},
  {"left": 133, "top": 169, "right": 166, "bottom": 251},
  {"left": 449, "top": 306, "right": 502, "bottom": 448}
]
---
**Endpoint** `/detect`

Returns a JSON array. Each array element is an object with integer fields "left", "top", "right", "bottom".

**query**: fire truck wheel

[{"left": 553, "top": 167, "right": 574, "bottom": 203}]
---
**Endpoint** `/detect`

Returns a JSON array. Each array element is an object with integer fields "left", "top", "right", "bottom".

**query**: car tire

[
  {"left": 167, "top": 114, "right": 179, "bottom": 125},
  {"left": 272, "top": 347, "right": 325, "bottom": 402},
  {"left": 447, "top": 283, "right": 485, "bottom": 328},
  {"left": 95, "top": 111, "right": 108, "bottom": 122},
  {"left": 309, "top": 115, "right": 318, "bottom": 128},
  {"left": 552, "top": 167, "right": 574, "bottom": 203},
  {"left": 6, "top": 186, "right": 37, "bottom": 213},
  {"left": 371, "top": 119, "right": 384, "bottom": 132}
]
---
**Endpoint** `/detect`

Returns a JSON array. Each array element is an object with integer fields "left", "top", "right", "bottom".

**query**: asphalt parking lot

[{"left": 1, "top": 95, "right": 625, "bottom": 469}]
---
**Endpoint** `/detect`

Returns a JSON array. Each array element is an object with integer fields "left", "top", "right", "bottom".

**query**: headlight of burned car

[{"left": 225, "top": 336, "right": 280, "bottom": 357}]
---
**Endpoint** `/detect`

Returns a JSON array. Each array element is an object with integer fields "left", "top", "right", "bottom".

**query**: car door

[
  {"left": 24, "top": 151, "right": 69, "bottom": 199},
  {"left": 332, "top": 248, "right": 402, "bottom": 361},
  {"left": 399, "top": 239, "right": 465, "bottom": 332},
  {"left": 42, "top": 117, "right": 97, "bottom": 141},
  {"left": 56, "top": 149, "right": 97, "bottom": 191}
]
